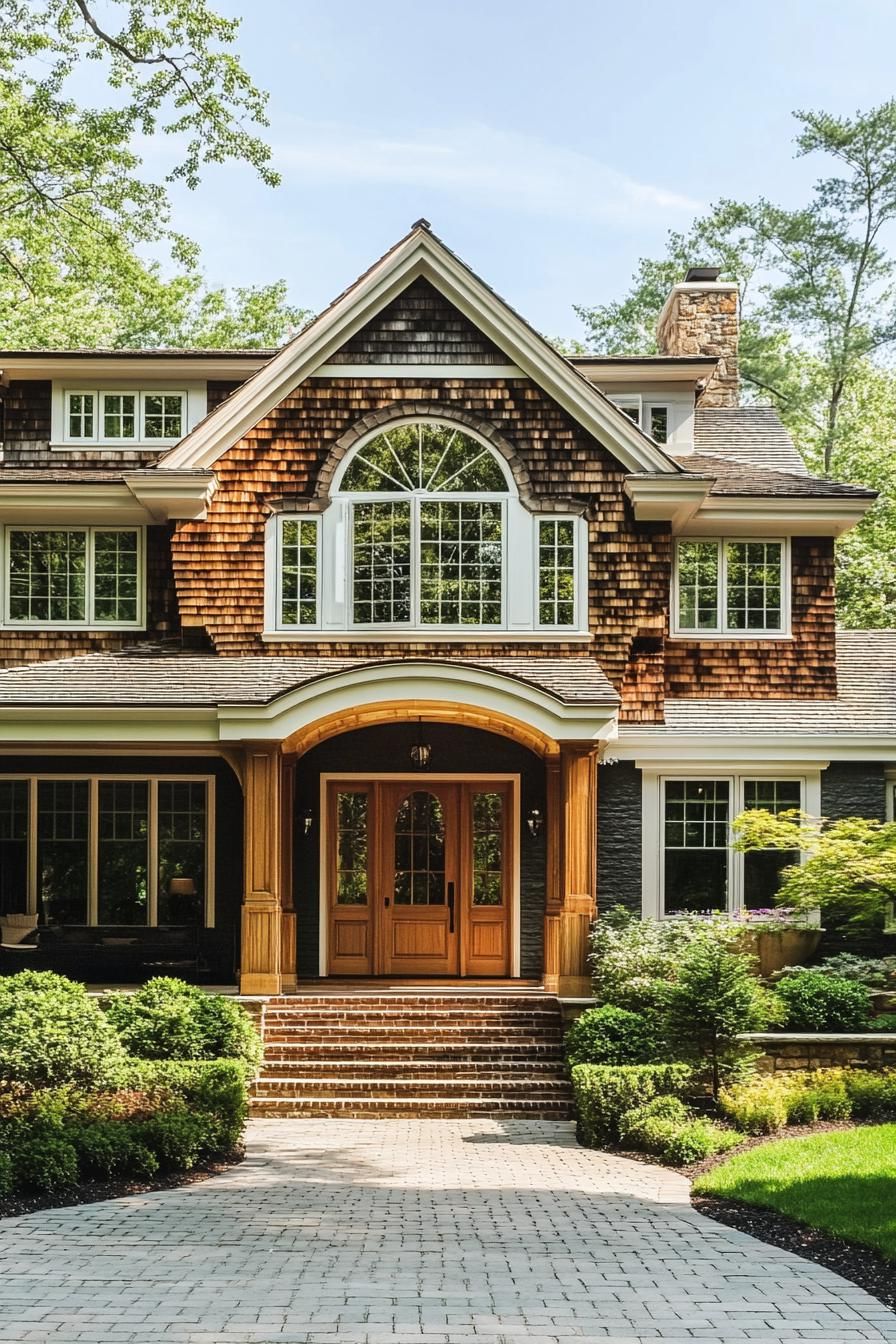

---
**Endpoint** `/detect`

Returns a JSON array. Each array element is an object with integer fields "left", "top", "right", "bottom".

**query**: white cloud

[{"left": 273, "top": 121, "right": 701, "bottom": 224}]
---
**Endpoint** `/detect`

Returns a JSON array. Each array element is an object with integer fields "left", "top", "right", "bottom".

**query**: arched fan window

[{"left": 338, "top": 423, "right": 510, "bottom": 627}]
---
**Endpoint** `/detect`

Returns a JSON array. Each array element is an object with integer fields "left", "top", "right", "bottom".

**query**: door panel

[
  {"left": 327, "top": 786, "right": 374, "bottom": 975},
  {"left": 463, "top": 785, "right": 512, "bottom": 976},
  {"left": 382, "top": 784, "right": 459, "bottom": 975}
]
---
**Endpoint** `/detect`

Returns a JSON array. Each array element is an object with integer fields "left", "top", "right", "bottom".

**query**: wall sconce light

[
  {"left": 301, "top": 808, "right": 314, "bottom": 836},
  {"left": 526, "top": 808, "right": 543, "bottom": 839}
]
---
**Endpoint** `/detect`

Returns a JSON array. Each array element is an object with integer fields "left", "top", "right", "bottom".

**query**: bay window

[
  {"left": 8, "top": 776, "right": 213, "bottom": 926},
  {"left": 674, "top": 538, "right": 787, "bottom": 635},
  {"left": 652, "top": 773, "right": 811, "bottom": 916},
  {"left": 6, "top": 526, "right": 143, "bottom": 628},
  {"left": 267, "top": 421, "right": 587, "bottom": 637}
]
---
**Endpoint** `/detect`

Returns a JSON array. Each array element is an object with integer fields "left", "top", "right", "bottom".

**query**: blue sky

[{"left": 160, "top": 0, "right": 896, "bottom": 342}]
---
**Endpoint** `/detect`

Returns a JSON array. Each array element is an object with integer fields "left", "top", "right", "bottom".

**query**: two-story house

[{"left": 0, "top": 221, "right": 887, "bottom": 997}]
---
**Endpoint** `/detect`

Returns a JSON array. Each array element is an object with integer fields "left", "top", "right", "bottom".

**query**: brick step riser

[
  {"left": 249, "top": 1099, "right": 574, "bottom": 1119},
  {"left": 262, "top": 1042, "right": 565, "bottom": 1060},
  {"left": 262, "top": 1027, "right": 563, "bottom": 1042},
  {"left": 253, "top": 1087, "right": 571, "bottom": 1103},
  {"left": 259, "top": 1061, "right": 565, "bottom": 1079},
  {"left": 262, "top": 996, "right": 551, "bottom": 1008},
  {"left": 262, "top": 1014, "right": 562, "bottom": 1029}
]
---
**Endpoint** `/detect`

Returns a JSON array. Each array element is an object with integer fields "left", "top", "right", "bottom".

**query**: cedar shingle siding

[{"left": 332, "top": 277, "right": 508, "bottom": 364}]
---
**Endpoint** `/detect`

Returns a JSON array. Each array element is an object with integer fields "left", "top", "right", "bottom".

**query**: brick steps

[{"left": 249, "top": 989, "right": 573, "bottom": 1120}]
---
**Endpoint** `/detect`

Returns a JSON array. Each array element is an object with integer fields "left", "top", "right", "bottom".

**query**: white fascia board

[
  {"left": 160, "top": 231, "right": 679, "bottom": 477},
  {"left": 624, "top": 476, "right": 713, "bottom": 528},
  {"left": 571, "top": 361, "right": 714, "bottom": 385},
  {"left": 682, "top": 496, "right": 874, "bottom": 537},
  {"left": 0, "top": 484, "right": 152, "bottom": 525},
  {"left": 123, "top": 472, "right": 214, "bottom": 521},
  {"left": 0, "top": 707, "right": 219, "bottom": 744},
  {"left": 215, "top": 661, "right": 619, "bottom": 744},
  {"left": 0, "top": 356, "right": 268, "bottom": 379},
  {"left": 614, "top": 731, "right": 896, "bottom": 763}
]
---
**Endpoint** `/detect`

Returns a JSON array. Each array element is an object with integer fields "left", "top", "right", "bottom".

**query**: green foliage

[
  {"left": 664, "top": 936, "right": 779, "bottom": 1098},
  {"left": 869, "top": 1012, "right": 896, "bottom": 1032},
  {"left": 137, "top": 1110, "right": 208, "bottom": 1172},
  {"left": 72, "top": 1122, "right": 158, "bottom": 1181},
  {"left": 693, "top": 1125, "right": 896, "bottom": 1260},
  {"left": 121, "top": 1058, "right": 248, "bottom": 1152},
  {"left": 16, "top": 1135, "right": 79, "bottom": 1193},
  {"left": 0, "top": 971, "right": 125, "bottom": 1089},
  {"left": 618, "top": 1095, "right": 741, "bottom": 1165},
  {"left": 588, "top": 906, "right": 713, "bottom": 1011},
  {"left": 775, "top": 969, "right": 871, "bottom": 1031},
  {"left": 843, "top": 1069, "right": 896, "bottom": 1118},
  {"left": 662, "top": 1119, "right": 742, "bottom": 1166},
  {"left": 103, "top": 979, "right": 262, "bottom": 1070},
  {"left": 571, "top": 1063, "right": 693, "bottom": 1148},
  {"left": 564, "top": 1005, "right": 663, "bottom": 1068},
  {"left": 718, "top": 1067, "right": 888, "bottom": 1134},
  {"left": 719, "top": 1075, "right": 797, "bottom": 1134},
  {"left": 0, "top": 1151, "right": 12, "bottom": 1198},
  {"left": 733, "top": 811, "right": 896, "bottom": 928},
  {"left": 812, "top": 953, "right": 896, "bottom": 987}
]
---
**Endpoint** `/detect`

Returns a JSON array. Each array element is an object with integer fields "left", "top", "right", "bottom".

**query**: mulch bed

[{"left": 0, "top": 1148, "right": 244, "bottom": 1220}]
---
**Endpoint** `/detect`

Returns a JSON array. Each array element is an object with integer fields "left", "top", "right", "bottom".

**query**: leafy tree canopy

[{"left": 0, "top": 0, "right": 306, "bottom": 348}]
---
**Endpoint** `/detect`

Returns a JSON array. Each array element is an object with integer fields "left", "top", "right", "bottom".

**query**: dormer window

[
  {"left": 62, "top": 390, "right": 186, "bottom": 446},
  {"left": 266, "top": 420, "right": 589, "bottom": 640},
  {"left": 609, "top": 395, "right": 669, "bottom": 444}
]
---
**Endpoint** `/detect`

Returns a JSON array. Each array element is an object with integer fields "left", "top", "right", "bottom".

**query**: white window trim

[
  {"left": 3, "top": 525, "right": 146, "bottom": 631},
  {"left": 644, "top": 402, "right": 670, "bottom": 445},
  {"left": 2, "top": 774, "right": 215, "bottom": 927},
  {"left": 53, "top": 385, "right": 204, "bottom": 451},
  {"left": 641, "top": 767, "right": 821, "bottom": 919},
  {"left": 671, "top": 535, "right": 792, "bottom": 639},
  {"left": 271, "top": 513, "right": 321, "bottom": 632},
  {"left": 263, "top": 423, "right": 590, "bottom": 640}
]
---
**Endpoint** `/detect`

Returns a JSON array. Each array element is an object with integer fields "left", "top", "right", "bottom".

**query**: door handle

[
  {"left": 447, "top": 881, "right": 455, "bottom": 933},
  {"left": 384, "top": 897, "right": 390, "bottom": 908}
]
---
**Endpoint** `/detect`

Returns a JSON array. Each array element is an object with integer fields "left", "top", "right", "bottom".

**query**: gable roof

[{"left": 159, "top": 223, "right": 680, "bottom": 477}]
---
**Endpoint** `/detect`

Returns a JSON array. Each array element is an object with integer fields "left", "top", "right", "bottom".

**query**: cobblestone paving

[{"left": 0, "top": 1119, "right": 894, "bottom": 1343}]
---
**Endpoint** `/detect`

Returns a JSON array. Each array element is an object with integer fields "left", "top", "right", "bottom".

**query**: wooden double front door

[{"left": 326, "top": 779, "right": 513, "bottom": 977}]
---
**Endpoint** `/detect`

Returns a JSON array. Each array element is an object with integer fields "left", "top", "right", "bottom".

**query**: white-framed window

[
  {"left": 266, "top": 420, "right": 589, "bottom": 638},
  {"left": 0, "top": 775, "right": 214, "bottom": 926},
  {"left": 643, "top": 771, "right": 815, "bottom": 917},
  {"left": 609, "top": 395, "right": 670, "bottom": 444},
  {"left": 62, "top": 390, "right": 186, "bottom": 446},
  {"left": 4, "top": 526, "right": 144, "bottom": 628},
  {"left": 672, "top": 537, "right": 789, "bottom": 636}
]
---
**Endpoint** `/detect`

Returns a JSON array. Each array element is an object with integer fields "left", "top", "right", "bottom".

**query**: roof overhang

[
  {"left": 625, "top": 478, "right": 874, "bottom": 536},
  {"left": 0, "top": 354, "right": 270, "bottom": 380},
  {"left": 614, "top": 729, "right": 896, "bottom": 763},
  {"left": 570, "top": 356, "right": 717, "bottom": 385},
  {"left": 159, "top": 226, "right": 680, "bottom": 477},
  {"left": 0, "top": 472, "right": 213, "bottom": 523}
]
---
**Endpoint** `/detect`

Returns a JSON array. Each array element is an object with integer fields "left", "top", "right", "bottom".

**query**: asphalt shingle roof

[
  {"left": 693, "top": 406, "right": 809, "bottom": 475},
  {"left": 659, "top": 631, "right": 896, "bottom": 737},
  {"left": 0, "top": 652, "right": 618, "bottom": 708},
  {"left": 670, "top": 452, "right": 875, "bottom": 499}
]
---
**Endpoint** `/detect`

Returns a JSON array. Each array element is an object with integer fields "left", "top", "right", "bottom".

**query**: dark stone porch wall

[
  {"left": 0, "top": 754, "right": 243, "bottom": 981},
  {"left": 597, "top": 762, "right": 642, "bottom": 916},
  {"left": 293, "top": 723, "right": 546, "bottom": 978},
  {"left": 821, "top": 762, "right": 887, "bottom": 823}
]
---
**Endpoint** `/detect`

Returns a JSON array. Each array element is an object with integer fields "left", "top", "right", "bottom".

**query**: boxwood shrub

[
  {"left": 0, "top": 972, "right": 126, "bottom": 1089},
  {"left": 103, "top": 979, "right": 262, "bottom": 1071},
  {"left": 775, "top": 970, "right": 871, "bottom": 1032},
  {"left": 564, "top": 1005, "right": 663, "bottom": 1069},
  {"left": 571, "top": 1063, "right": 693, "bottom": 1147}
]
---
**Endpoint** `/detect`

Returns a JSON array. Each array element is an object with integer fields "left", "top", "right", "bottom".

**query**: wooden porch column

[
  {"left": 280, "top": 760, "right": 297, "bottom": 993},
  {"left": 544, "top": 741, "right": 598, "bottom": 998},
  {"left": 240, "top": 744, "right": 283, "bottom": 995}
]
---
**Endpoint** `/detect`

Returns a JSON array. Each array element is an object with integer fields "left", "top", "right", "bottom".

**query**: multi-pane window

[
  {"left": 472, "top": 792, "right": 504, "bottom": 907},
  {"left": 742, "top": 779, "right": 802, "bottom": 909},
  {"left": 63, "top": 390, "right": 185, "bottom": 445},
  {"left": 661, "top": 776, "right": 805, "bottom": 914},
  {"left": 6, "top": 527, "right": 142, "bottom": 626},
  {"left": 419, "top": 500, "right": 502, "bottom": 626},
  {"left": 648, "top": 405, "right": 669, "bottom": 444},
  {"left": 334, "top": 791, "right": 368, "bottom": 906},
  {"left": 394, "top": 791, "right": 445, "bottom": 906},
  {"left": 102, "top": 392, "right": 137, "bottom": 440},
  {"left": 664, "top": 780, "right": 730, "bottom": 913},
  {"left": 538, "top": 518, "right": 576, "bottom": 627},
  {"left": 9, "top": 777, "right": 210, "bottom": 926},
  {"left": 352, "top": 501, "right": 412, "bottom": 625},
  {"left": 675, "top": 538, "right": 785, "bottom": 635},
  {"left": 279, "top": 519, "right": 318, "bottom": 627}
]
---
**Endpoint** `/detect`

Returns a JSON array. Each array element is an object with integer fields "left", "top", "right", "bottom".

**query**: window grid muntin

[
  {"left": 63, "top": 390, "right": 186, "bottom": 444},
  {"left": 660, "top": 775, "right": 806, "bottom": 915},
  {"left": 5, "top": 776, "right": 211, "bottom": 926},
  {"left": 726, "top": 541, "right": 783, "bottom": 631},
  {"left": 351, "top": 499, "right": 413, "bottom": 625},
  {"left": 4, "top": 526, "right": 144, "bottom": 628},
  {"left": 394, "top": 790, "right": 446, "bottom": 906},
  {"left": 335, "top": 791, "right": 368, "bottom": 906},
  {"left": 101, "top": 392, "right": 137, "bottom": 441},
  {"left": 279, "top": 518, "right": 319, "bottom": 627},
  {"left": 537, "top": 518, "right": 576, "bottom": 627},
  {"left": 339, "top": 423, "right": 510, "bottom": 495},
  {"left": 674, "top": 538, "right": 787, "bottom": 636},
  {"left": 419, "top": 499, "right": 503, "bottom": 626},
  {"left": 8, "top": 529, "right": 87, "bottom": 623}
]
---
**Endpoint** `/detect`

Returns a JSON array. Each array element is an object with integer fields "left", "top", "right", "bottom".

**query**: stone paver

[{"left": 0, "top": 1119, "right": 893, "bottom": 1343}]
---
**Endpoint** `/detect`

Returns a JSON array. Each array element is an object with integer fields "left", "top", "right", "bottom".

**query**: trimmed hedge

[
  {"left": 571, "top": 1063, "right": 693, "bottom": 1147},
  {"left": 0, "top": 972, "right": 126, "bottom": 1089},
  {"left": 564, "top": 1005, "right": 663, "bottom": 1068},
  {"left": 103, "top": 979, "right": 262, "bottom": 1070},
  {"left": 718, "top": 1067, "right": 896, "bottom": 1135},
  {"left": 775, "top": 970, "right": 871, "bottom": 1032}
]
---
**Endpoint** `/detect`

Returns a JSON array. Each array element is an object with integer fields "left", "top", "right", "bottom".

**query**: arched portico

[{"left": 235, "top": 660, "right": 616, "bottom": 997}]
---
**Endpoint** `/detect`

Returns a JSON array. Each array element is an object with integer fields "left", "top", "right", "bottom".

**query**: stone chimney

[{"left": 656, "top": 266, "right": 739, "bottom": 406}]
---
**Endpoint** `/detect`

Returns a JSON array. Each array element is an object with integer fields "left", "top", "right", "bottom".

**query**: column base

[
  {"left": 240, "top": 971, "right": 282, "bottom": 996},
  {"left": 557, "top": 974, "right": 592, "bottom": 998}
]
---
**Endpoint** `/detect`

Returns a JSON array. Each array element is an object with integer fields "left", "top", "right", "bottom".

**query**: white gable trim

[{"left": 160, "top": 228, "right": 679, "bottom": 476}]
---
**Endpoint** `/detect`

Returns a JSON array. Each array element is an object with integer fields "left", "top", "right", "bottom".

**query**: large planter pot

[{"left": 737, "top": 927, "right": 822, "bottom": 978}]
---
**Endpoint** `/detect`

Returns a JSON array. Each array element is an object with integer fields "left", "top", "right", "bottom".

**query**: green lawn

[{"left": 694, "top": 1125, "right": 896, "bottom": 1259}]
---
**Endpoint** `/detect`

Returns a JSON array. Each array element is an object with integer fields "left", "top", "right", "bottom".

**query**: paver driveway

[{"left": 0, "top": 1119, "right": 894, "bottom": 1343}]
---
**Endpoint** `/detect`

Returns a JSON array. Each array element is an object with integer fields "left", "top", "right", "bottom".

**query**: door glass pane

[
  {"left": 394, "top": 792, "right": 445, "bottom": 905},
  {"left": 0, "top": 781, "right": 28, "bottom": 916},
  {"left": 472, "top": 792, "right": 503, "bottom": 907},
  {"left": 663, "top": 779, "right": 729, "bottom": 912},
  {"left": 98, "top": 781, "right": 148, "bottom": 925},
  {"left": 38, "top": 781, "right": 89, "bottom": 925},
  {"left": 157, "top": 781, "right": 207, "bottom": 924},
  {"left": 335, "top": 792, "right": 368, "bottom": 905}
]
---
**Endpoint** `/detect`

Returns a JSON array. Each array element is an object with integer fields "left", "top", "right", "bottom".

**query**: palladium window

[
  {"left": 5, "top": 527, "right": 143, "bottom": 627},
  {"left": 10, "top": 776, "right": 212, "bottom": 926},
  {"left": 674, "top": 538, "right": 786, "bottom": 635},
  {"left": 660, "top": 775, "right": 806, "bottom": 915},
  {"left": 63, "top": 390, "right": 185, "bottom": 445}
]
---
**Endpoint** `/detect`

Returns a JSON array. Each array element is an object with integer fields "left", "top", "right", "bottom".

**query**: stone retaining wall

[{"left": 741, "top": 1032, "right": 896, "bottom": 1072}]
